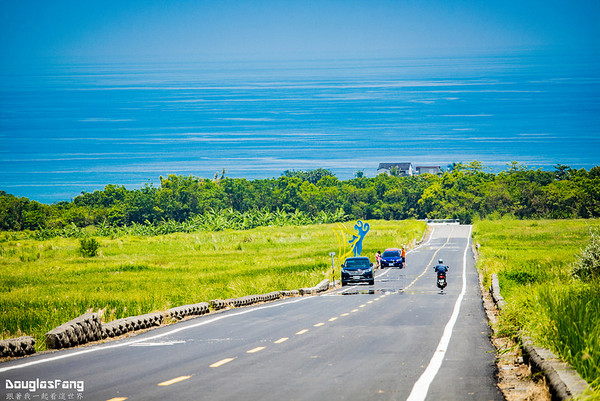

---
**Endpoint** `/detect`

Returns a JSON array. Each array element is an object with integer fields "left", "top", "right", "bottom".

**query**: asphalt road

[{"left": 1, "top": 223, "right": 503, "bottom": 401}]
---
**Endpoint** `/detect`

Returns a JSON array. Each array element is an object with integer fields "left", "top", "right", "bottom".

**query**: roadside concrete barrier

[
  {"left": 521, "top": 336, "right": 591, "bottom": 400},
  {"left": 489, "top": 274, "right": 507, "bottom": 310},
  {"left": 299, "top": 279, "right": 329, "bottom": 295},
  {"left": 488, "top": 273, "right": 591, "bottom": 400},
  {"left": 209, "top": 299, "right": 229, "bottom": 310},
  {"left": 166, "top": 303, "right": 209, "bottom": 320},
  {"left": 0, "top": 336, "right": 35, "bottom": 358},
  {"left": 103, "top": 312, "right": 163, "bottom": 338},
  {"left": 210, "top": 291, "right": 283, "bottom": 311},
  {"left": 45, "top": 313, "right": 102, "bottom": 350}
]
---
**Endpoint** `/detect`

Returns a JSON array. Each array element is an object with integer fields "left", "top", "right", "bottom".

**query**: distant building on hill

[
  {"left": 377, "top": 162, "right": 414, "bottom": 176},
  {"left": 377, "top": 162, "right": 441, "bottom": 176},
  {"left": 415, "top": 165, "right": 441, "bottom": 175}
]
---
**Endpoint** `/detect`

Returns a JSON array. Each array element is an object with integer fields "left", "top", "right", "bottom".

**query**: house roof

[{"left": 377, "top": 162, "right": 413, "bottom": 170}]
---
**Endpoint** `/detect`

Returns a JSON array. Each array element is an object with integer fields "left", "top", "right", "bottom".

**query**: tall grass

[
  {"left": 474, "top": 219, "right": 600, "bottom": 393},
  {"left": 536, "top": 285, "right": 600, "bottom": 390},
  {"left": 1, "top": 219, "right": 426, "bottom": 351}
]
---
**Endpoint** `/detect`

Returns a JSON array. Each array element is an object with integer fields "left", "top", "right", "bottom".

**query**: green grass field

[
  {"left": 473, "top": 218, "right": 600, "bottom": 394},
  {"left": 0, "top": 219, "right": 426, "bottom": 351}
]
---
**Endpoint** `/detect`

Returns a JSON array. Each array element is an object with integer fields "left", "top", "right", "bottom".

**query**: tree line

[{"left": 1, "top": 162, "right": 599, "bottom": 232}]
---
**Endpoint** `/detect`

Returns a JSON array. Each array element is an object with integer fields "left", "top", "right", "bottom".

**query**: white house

[
  {"left": 377, "top": 162, "right": 414, "bottom": 176},
  {"left": 415, "top": 165, "right": 441, "bottom": 175}
]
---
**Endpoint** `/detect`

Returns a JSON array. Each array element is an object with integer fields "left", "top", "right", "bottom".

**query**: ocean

[{"left": 1, "top": 54, "right": 599, "bottom": 204}]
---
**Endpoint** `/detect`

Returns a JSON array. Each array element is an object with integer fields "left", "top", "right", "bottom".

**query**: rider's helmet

[{"left": 438, "top": 259, "right": 443, "bottom": 264}]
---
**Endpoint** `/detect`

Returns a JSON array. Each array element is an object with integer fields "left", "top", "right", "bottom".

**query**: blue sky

[{"left": 1, "top": 0, "right": 599, "bottom": 64}]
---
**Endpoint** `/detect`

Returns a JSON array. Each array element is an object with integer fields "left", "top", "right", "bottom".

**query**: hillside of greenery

[{"left": 1, "top": 162, "right": 599, "bottom": 232}]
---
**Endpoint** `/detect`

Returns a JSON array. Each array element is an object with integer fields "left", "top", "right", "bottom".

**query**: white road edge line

[
  {"left": 406, "top": 225, "right": 472, "bottom": 401},
  {"left": 0, "top": 296, "right": 313, "bottom": 373}
]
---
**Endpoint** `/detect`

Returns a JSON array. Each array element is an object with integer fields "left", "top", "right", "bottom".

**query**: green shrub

[
  {"left": 79, "top": 237, "right": 100, "bottom": 257},
  {"left": 572, "top": 228, "right": 600, "bottom": 282}
]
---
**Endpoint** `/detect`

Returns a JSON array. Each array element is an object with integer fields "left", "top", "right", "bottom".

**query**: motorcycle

[{"left": 437, "top": 271, "right": 447, "bottom": 291}]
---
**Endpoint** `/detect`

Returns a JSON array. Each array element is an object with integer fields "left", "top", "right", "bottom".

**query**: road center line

[
  {"left": 247, "top": 346, "right": 266, "bottom": 353},
  {"left": 296, "top": 329, "right": 309, "bottom": 335},
  {"left": 328, "top": 317, "right": 338, "bottom": 322},
  {"left": 274, "top": 337, "right": 288, "bottom": 344},
  {"left": 400, "top": 227, "right": 454, "bottom": 293},
  {"left": 157, "top": 375, "right": 192, "bottom": 386},
  {"left": 313, "top": 322, "right": 325, "bottom": 327},
  {"left": 210, "top": 357, "right": 236, "bottom": 368},
  {"left": 406, "top": 226, "right": 472, "bottom": 401}
]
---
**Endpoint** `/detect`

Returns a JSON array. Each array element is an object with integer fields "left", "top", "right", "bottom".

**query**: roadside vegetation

[
  {"left": 0, "top": 219, "right": 426, "bottom": 351},
  {"left": 1, "top": 162, "right": 599, "bottom": 233},
  {"left": 474, "top": 219, "right": 600, "bottom": 394}
]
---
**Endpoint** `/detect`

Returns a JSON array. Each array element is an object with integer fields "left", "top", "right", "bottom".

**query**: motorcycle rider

[
  {"left": 434, "top": 259, "right": 449, "bottom": 289},
  {"left": 434, "top": 259, "right": 449, "bottom": 274}
]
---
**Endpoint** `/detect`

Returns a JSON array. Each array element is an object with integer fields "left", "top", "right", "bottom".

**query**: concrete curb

[
  {"left": 44, "top": 313, "right": 103, "bottom": 350},
  {"left": 102, "top": 312, "right": 164, "bottom": 338},
  {"left": 0, "top": 337, "right": 36, "bottom": 358},
  {"left": 210, "top": 281, "right": 329, "bottom": 311},
  {"left": 489, "top": 274, "right": 507, "bottom": 310},
  {"left": 166, "top": 303, "right": 210, "bottom": 320},
  {"left": 298, "top": 279, "right": 330, "bottom": 296},
  {"left": 489, "top": 273, "right": 591, "bottom": 400}
]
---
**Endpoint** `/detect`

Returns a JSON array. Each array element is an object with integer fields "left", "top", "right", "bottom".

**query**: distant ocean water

[{"left": 1, "top": 54, "right": 599, "bottom": 204}]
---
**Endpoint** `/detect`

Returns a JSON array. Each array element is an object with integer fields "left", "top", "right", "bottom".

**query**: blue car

[
  {"left": 341, "top": 257, "right": 374, "bottom": 286},
  {"left": 381, "top": 248, "right": 404, "bottom": 268}
]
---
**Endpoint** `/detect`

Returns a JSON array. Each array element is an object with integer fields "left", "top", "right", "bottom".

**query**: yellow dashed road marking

[
  {"left": 210, "top": 357, "right": 236, "bottom": 368},
  {"left": 340, "top": 313, "right": 350, "bottom": 316},
  {"left": 351, "top": 309, "right": 359, "bottom": 313},
  {"left": 107, "top": 398, "right": 128, "bottom": 401},
  {"left": 274, "top": 337, "right": 289, "bottom": 344},
  {"left": 402, "top": 227, "right": 454, "bottom": 293},
  {"left": 296, "top": 329, "right": 309, "bottom": 335},
  {"left": 313, "top": 322, "right": 325, "bottom": 327},
  {"left": 158, "top": 375, "right": 191, "bottom": 386},
  {"left": 247, "top": 346, "right": 266, "bottom": 354},
  {"left": 328, "top": 317, "right": 338, "bottom": 322}
]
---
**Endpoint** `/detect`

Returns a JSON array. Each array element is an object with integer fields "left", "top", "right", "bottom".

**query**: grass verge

[
  {"left": 1, "top": 219, "right": 426, "bottom": 351},
  {"left": 473, "top": 218, "right": 600, "bottom": 395}
]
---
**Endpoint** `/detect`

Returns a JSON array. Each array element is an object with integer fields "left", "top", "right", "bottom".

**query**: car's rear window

[
  {"left": 383, "top": 251, "right": 400, "bottom": 257},
  {"left": 345, "top": 259, "right": 370, "bottom": 268}
]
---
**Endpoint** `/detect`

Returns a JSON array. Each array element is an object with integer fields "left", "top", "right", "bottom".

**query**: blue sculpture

[{"left": 349, "top": 220, "right": 370, "bottom": 257}]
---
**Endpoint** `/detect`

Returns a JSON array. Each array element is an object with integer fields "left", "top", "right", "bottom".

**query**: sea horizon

[{"left": 1, "top": 52, "right": 599, "bottom": 204}]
